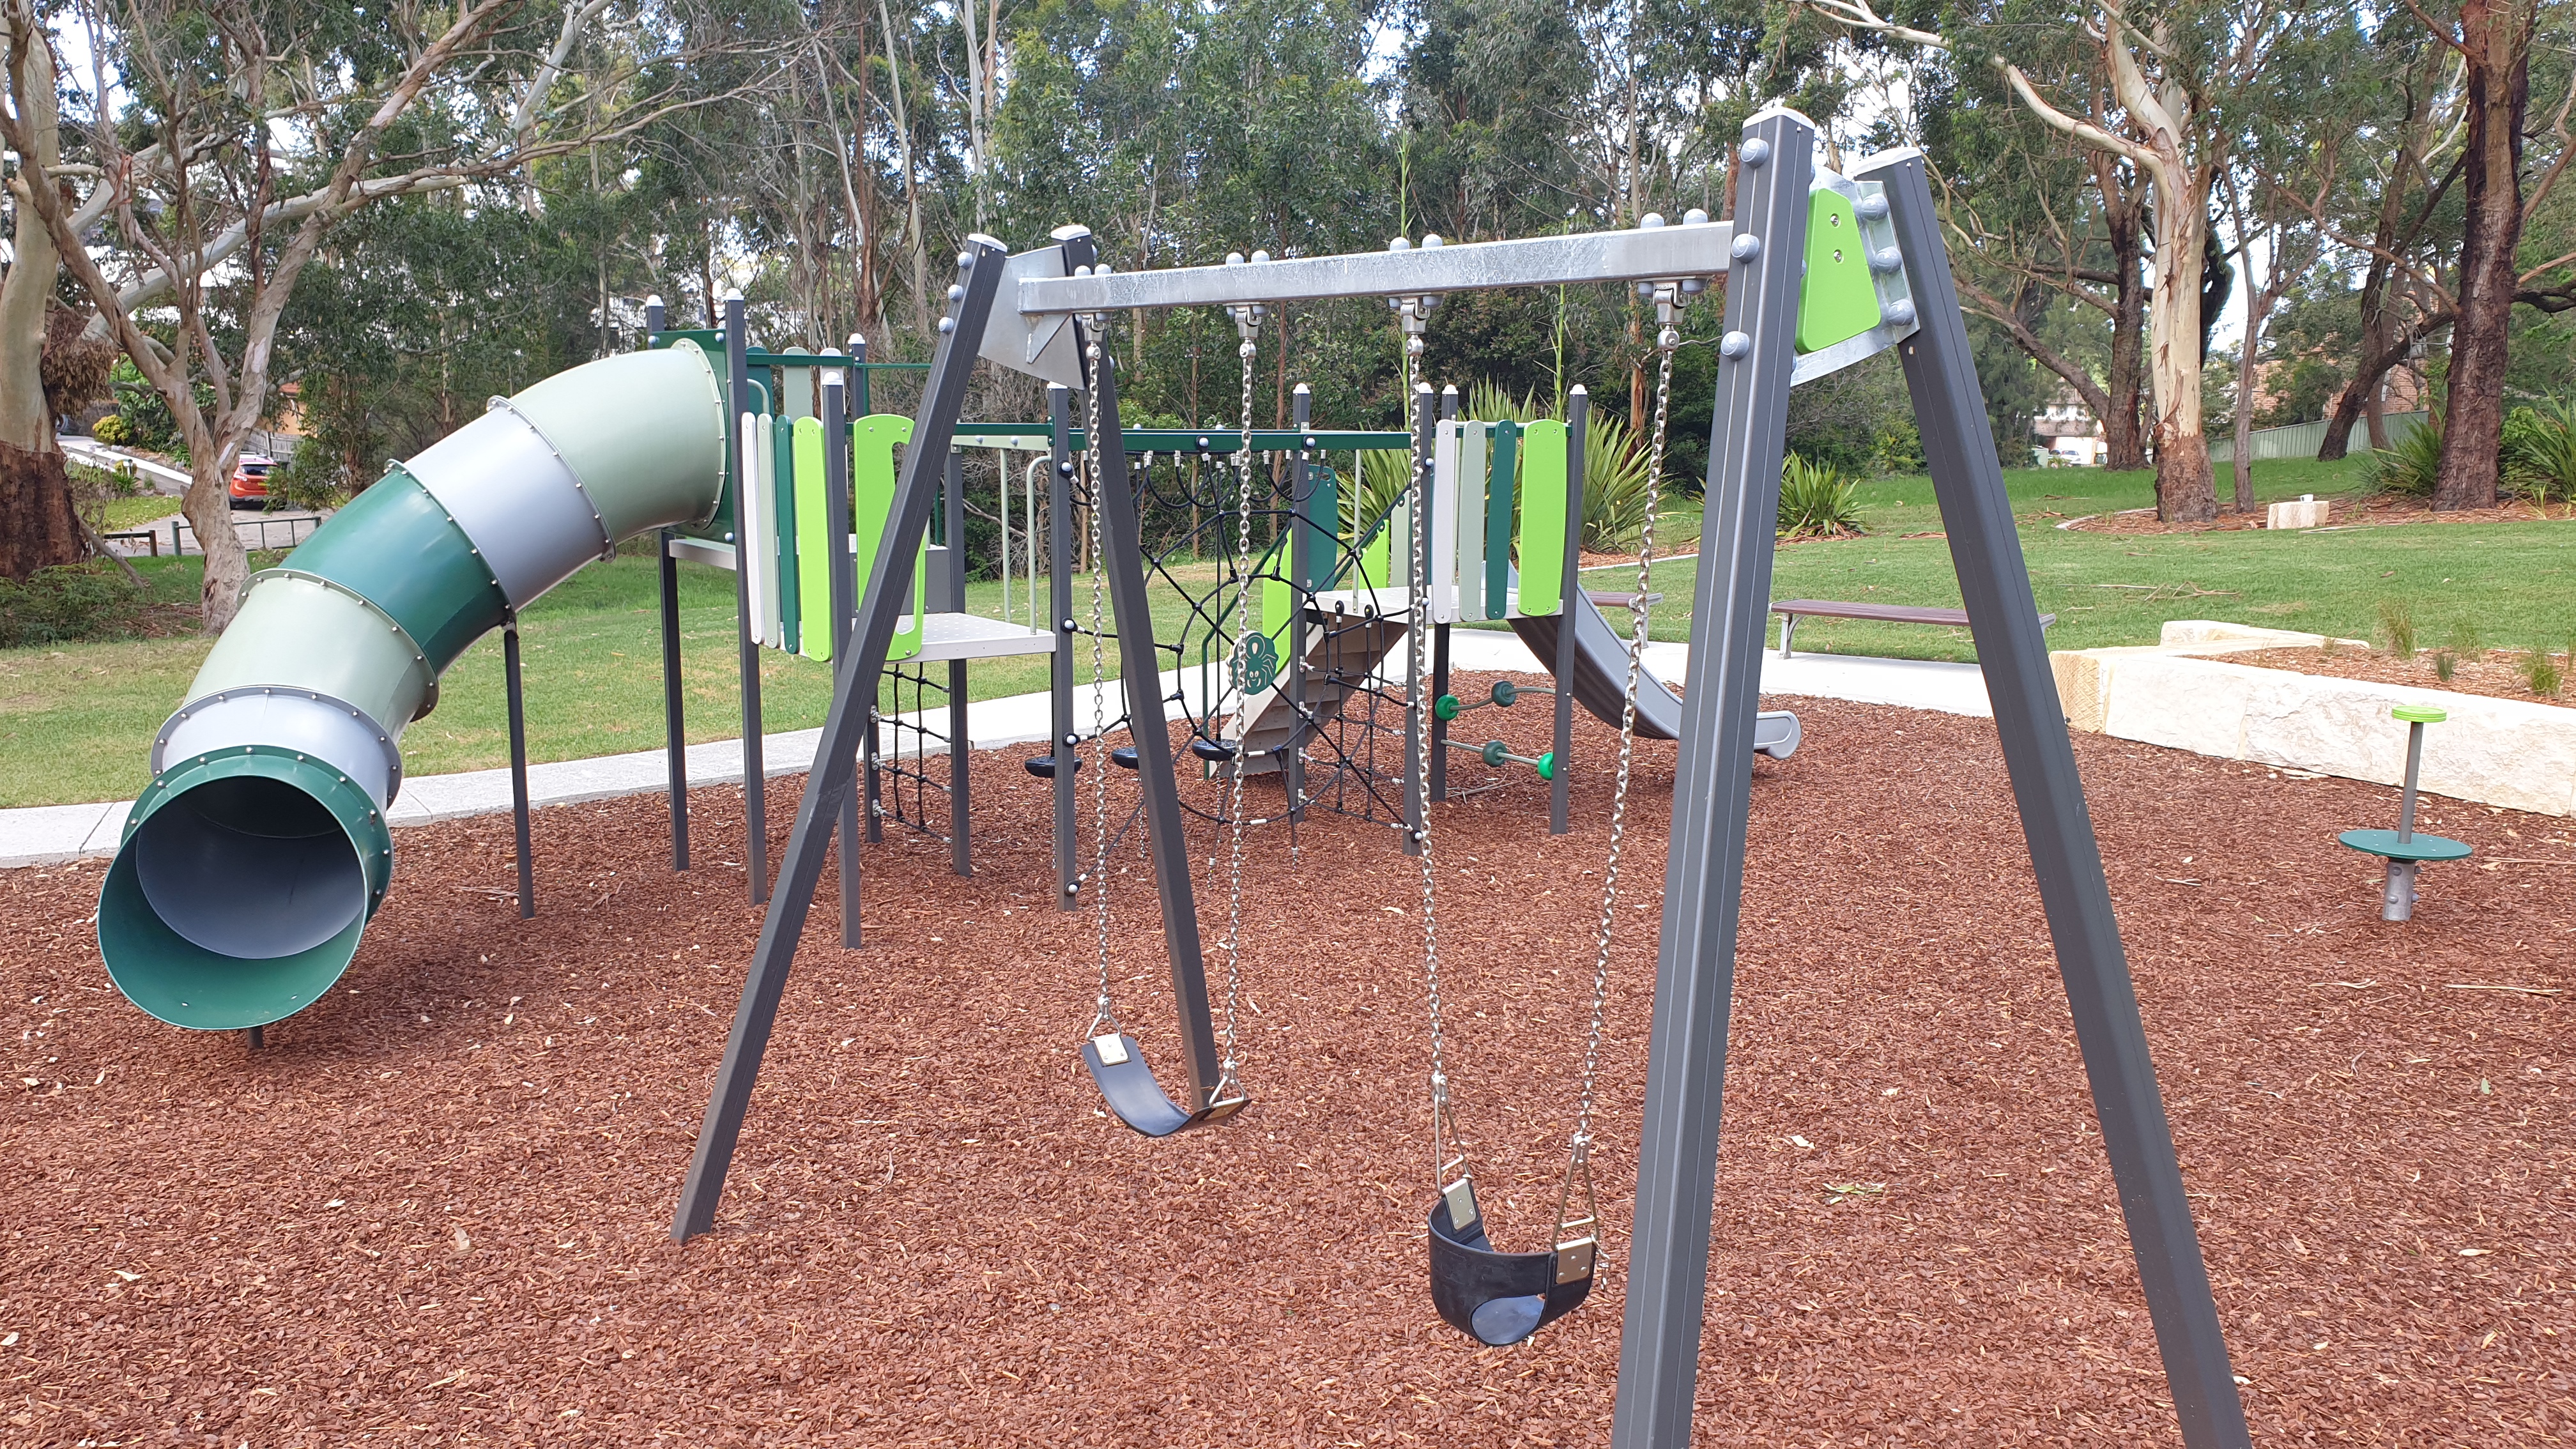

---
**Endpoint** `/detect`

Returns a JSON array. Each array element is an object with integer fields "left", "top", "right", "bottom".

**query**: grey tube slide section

[
  {"left": 100, "top": 342, "right": 730, "bottom": 1031},
  {"left": 1509, "top": 592, "right": 1799, "bottom": 758}
]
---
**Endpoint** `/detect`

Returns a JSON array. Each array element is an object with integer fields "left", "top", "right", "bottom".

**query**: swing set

[{"left": 671, "top": 110, "right": 2255, "bottom": 1449}]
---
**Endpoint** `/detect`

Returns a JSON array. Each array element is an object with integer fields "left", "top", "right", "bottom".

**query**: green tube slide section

[{"left": 101, "top": 342, "right": 728, "bottom": 1031}]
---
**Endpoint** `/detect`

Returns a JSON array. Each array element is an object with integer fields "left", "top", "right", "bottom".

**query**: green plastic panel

[
  {"left": 853, "top": 415, "right": 924, "bottom": 663},
  {"left": 281, "top": 470, "right": 506, "bottom": 671},
  {"left": 510, "top": 340, "right": 728, "bottom": 540},
  {"left": 100, "top": 746, "right": 394, "bottom": 1030},
  {"left": 187, "top": 576, "right": 431, "bottom": 736},
  {"left": 1797, "top": 187, "right": 1884, "bottom": 355},
  {"left": 1485, "top": 422, "right": 1519, "bottom": 619},
  {"left": 774, "top": 412, "right": 801, "bottom": 654},
  {"left": 1457, "top": 422, "right": 1487, "bottom": 624},
  {"left": 2337, "top": 828, "right": 2474, "bottom": 862},
  {"left": 793, "top": 417, "right": 834, "bottom": 661},
  {"left": 1516, "top": 420, "right": 1569, "bottom": 617}
]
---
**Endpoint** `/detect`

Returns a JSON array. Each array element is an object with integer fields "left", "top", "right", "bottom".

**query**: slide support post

[
  {"left": 504, "top": 611, "right": 535, "bottom": 918},
  {"left": 726, "top": 295, "right": 770, "bottom": 905},
  {"left": 1550, "top": 388, "right": 1586, "bottom": 836},
  {"left": 659, "top": 528, "right": 689, "bottom": 870}
]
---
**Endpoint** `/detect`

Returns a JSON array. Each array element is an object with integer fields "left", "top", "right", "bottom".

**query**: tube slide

[
  {"left": 1508, "top": 592, "right": 1800, "bottom": 758},
  {"left": 99, "top": 344, "right": 729, "bottom": 1030}
]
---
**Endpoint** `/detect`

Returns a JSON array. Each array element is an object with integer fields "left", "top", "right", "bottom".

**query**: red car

[{"left": 227, "top": 454, "right": 275, "bottom": 509}]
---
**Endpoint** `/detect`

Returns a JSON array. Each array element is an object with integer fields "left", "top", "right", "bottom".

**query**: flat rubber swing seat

[
  {"left": 1427, "top": 1196, "right": 1594, "bottom": 1347},
  {"left": 1080, "top": 1033, "right": 1245, "bottom": 1138},
  {"left": 2338, "top": 829, "right": 2473, "bottom": 862},
  {"left": 1022, "top": 754, "right": 1082, "bottom": 779}
]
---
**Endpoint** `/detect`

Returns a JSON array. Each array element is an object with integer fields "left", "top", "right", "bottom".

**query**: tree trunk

[
  {"left": 2147, "top": 169, "right": 2218, "bottom": 521},
  {"left": 183, "top": 457, "right": 250, "bottom": 629},
  {"left": 0, "top": 12, "right": 84, "bottom": 581},
  {"left": 2432, "top": 3, "right": 2528, "bottom": 512},
  {"left": 2097, "top": 161, "right": 2150, "bottom": 471}
]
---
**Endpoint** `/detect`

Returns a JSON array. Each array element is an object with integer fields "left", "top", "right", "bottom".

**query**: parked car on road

[{"left": 228, "top": 454, "right": 275, "bottom": 509}]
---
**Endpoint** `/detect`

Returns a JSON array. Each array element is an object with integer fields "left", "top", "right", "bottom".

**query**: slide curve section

[
  {"left": 99, "top": 343, "right": 730, "bottom": 1031},
  {"left": 1508, "top": 592, "right": 1799, "bottom": 759}
]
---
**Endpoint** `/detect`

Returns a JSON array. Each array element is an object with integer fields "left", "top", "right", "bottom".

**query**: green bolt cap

[
  {"left": 1535, "top": 750, "right": 1556, "bottom": 781},
  {"left": 1491, "top": 680, "right": 1519, "bottom": 707},
  {"left": 2393, "top": 705, "right": 2446, "bottom": 724},
  {"left": 1435, "top": 694, "right": 1462, "bottom": 721}
]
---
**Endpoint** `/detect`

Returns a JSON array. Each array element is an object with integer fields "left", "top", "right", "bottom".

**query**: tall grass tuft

[
  {"left": 2520, "top": 648, "right": 2563, "bottom": 697},
  {"left": 1777, "top": 456, "right": 1864, "bottom": 537},
  {"left": 2433, "top": 650, "right": 2457, "bottom": 682},
  {"left": 2377, "top": 598, "right": 2418, "bottom": 659}
]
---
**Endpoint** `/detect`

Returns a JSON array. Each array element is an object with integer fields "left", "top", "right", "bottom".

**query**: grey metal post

[
  {"left": 724, "top": 295, "right": 771, "bottom": 905},
  {"left": 1608, "top": 109, "right": 1813, "bottom": 1449},
  {"left": 503, "top": 612, "right": 535, "bottom": 918},
  {"left": 947, "top": 449, "right": 972, "bottom": 877},
  {"left": 2398, "top": 723, "right": 2426, "bottom": 839},
  {"left": 822, "top": 370, "right": 863, "bottom": 950},
  {"left": 1550, "top": 388, "right": 1586, "bottom": 835},
  {"left": 1286, "top": 385, "right": 1312, "bottom": 821},
  {"left": 658, "top": 528, "right": 689, "bottom": 870},
  {"left": 1430, "top": 384, "right": 1458, "bottom": 802},
  {"left": 1856, "top": 144, "right": 2251, "bottom": 1448},
  {"left": 1402, "top": 382, "right": 1433, "bottom": 857},
  {"left": 1080, "top": 337, "right": 1225, "bottom": 1108},
  {"left": 673, "top": 236, "right": 1009, "bottom": 1242},
  {"left": 1047, "top": 385, "right": 1079, "bottom": 909}
]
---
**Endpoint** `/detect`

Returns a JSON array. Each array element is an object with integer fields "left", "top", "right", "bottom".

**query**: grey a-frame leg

[
  {"left": 670, "top": 236, "right": 1009, "bottom": 1241},
  {"left": 1607, "top": 114, "right": 2248, "bottom": 1449}
]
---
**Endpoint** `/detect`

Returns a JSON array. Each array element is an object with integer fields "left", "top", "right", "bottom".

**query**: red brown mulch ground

[
  {"left": 6, "top": 691, "right": 2572, "bottom": 1446},
  {"left": 2218, "top": 647, "right": 2576, "bottom": 709},
  {"left": 2066, "top": 496, "right": 2572, "bottom": 535}
]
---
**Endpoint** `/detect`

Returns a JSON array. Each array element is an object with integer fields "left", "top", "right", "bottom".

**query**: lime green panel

[
  {"left": 100, "top": 747, "right": 394, "bottom": 1031},
  {"left": 280, "top": 469, "right": 506, "bottom": 671},
  {"left": 1797, "top": 188, "right": 1883, "bottom": 355},
  {"left": 2391, "top": 705, "right": 2446, "bottom": 724},
  {"left": 793, "top": 417, "right": 834, "bottom": 663},
  {"left": 1516, "top": 420, "right": 1569, "bottom": 617},
  {"left": 852, "top": 415, "right": 924, "bottom": 662}
]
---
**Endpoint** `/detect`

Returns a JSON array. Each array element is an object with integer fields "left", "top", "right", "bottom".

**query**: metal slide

[
  {"left": 98, "top": 343, "right": 730, "bottom": 1031},
  {"left": 1508, "top": 591, "right": 1799, "bottom": 758}
]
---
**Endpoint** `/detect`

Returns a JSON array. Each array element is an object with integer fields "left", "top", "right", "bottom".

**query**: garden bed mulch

[
  {"left": 4, "top": 691, "right": 2572, "bottom": 1447},
  {"left": 2215, "top": 646, "right": 2576, "bottom": 709},
  {"left": 2065, "top": 496, "right": 2570, "bottom": 535}
]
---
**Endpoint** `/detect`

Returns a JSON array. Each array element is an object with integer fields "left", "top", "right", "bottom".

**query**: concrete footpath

[{"left": 0, "top": 641, "right": 1988, "bottom": 868}]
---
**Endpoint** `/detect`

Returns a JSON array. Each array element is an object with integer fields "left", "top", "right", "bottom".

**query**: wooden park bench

[{"left": 1771, "top": 598, "right": 2055, "bottom": 658}]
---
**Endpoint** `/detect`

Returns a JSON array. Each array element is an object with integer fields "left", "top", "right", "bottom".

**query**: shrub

[
  {"left": 2432, "top": 650, "right": 2457, "bottom": 682},
  {"left": 2366, "top": 411, "right": 2444, "bottom": 497},
  {"left": 2377, "top": 598, "right": 2417, "bottom": 659},
  {"left": 0, "top": 563, "right": 147, "bottom": 648},
  {"left": 1777, "top": 455, "right": 1863, "bottom": 537},
  {"left": 2502, "top": 399, "right": 2576, "bottom": 503},
  {"left": 89, "top": 413, "right": 130, "bottom": 447},
  {"left": 1453, "top": 381, "right": 1659, "bottom": 551}
]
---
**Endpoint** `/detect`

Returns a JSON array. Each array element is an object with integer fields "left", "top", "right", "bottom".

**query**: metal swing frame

[{"left": 670, "top": 109, "right": 2252, "bottom": 1449}]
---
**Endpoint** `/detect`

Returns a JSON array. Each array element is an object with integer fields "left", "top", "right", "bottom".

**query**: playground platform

[{"left": 0, "top": 645, "right": 1992, "bottom": 868}]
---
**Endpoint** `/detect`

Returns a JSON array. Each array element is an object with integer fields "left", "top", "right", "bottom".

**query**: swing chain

[
  {"left": 1399, "top": 333, "right": 1462, "bottom": 1197},
  {"left": 1211, "top": 291, "right": 1262, "bottom": 1107},
  {"left": 1082, "top": 332, "right": 1122, "bottom": 1046},
  {"left": 1551, "top": 282, "right": 1687, "bottom": 1268}
]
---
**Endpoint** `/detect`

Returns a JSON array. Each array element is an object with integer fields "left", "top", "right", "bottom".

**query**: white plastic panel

[
  {"left": 1429, "top": 421, "right": 1460, "bottom": 624},
  {"left": 156, "top": 690, "right": 399, "bottom": 808},
  {"left": 404, "top": 405, "right": 612, "bottom": 608},
  {"left": 1457, "top": 422, "right": 1487, "bottom": 624}
]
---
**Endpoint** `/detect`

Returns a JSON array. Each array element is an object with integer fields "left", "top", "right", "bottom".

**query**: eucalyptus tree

[
  {"left": 0, "top": 0, "right": 87, "bottom": 581},
  {"left": 1808, "top": 0, "right": 2321, "bottom": 521},
  {"left": 0, "top": 0, "right": 797, "bottom": 626}
]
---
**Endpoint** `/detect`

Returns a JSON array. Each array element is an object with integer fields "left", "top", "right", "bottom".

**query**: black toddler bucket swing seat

[{"left": 1427, "top": 1191, "right": 1595, "bottom": 1347}]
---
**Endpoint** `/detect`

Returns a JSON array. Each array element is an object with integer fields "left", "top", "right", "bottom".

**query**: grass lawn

[
  {"left": 0, "top": 546, "right": 1216, "bottom": 809},
  {"left": 1553, "top": 455, "right": 2576, "bottom": 663},
  {"left": 6, "top": 455, "right": 2569, "bottom": 808}
]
